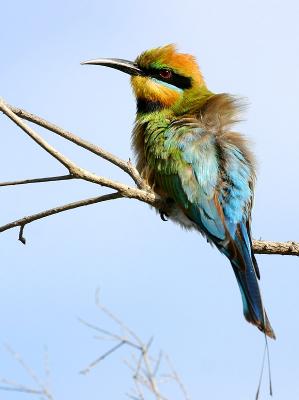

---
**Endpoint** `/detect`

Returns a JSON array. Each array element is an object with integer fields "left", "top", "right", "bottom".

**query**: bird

[{"left": 81, "top": 44, "right": 275, "bottom": 339}]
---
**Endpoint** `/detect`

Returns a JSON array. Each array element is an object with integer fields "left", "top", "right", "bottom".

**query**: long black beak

[{"left": 80, "top": 58, "right": 145, "bottom": 76}]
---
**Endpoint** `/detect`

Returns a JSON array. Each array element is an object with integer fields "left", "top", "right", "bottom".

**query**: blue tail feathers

[{"left": 224, "top": 223, "right": 275, "bottom": 339}]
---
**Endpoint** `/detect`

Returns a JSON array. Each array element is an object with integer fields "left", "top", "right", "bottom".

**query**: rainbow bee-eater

[{"left": 82, "top": 44, "right": 275, "bottom": 339}]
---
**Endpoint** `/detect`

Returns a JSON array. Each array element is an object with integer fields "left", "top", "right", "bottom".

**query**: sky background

[{"left": 1, "top": 0, "right": 299, "bottom": 399}]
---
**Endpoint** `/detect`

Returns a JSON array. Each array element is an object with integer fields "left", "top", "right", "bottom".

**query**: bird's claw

[{"left": 159, "top": 210, "right": 169, "bottom": 222}]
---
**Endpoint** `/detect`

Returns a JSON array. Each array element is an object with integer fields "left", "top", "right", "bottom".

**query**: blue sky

[{"left": 1, "top": 0, "right": 299, "bottom": 398}]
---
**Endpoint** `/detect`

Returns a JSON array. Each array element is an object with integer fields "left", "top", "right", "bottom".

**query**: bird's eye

[{"left": 159, "top": 69, "right": 172, "bottom": 79}]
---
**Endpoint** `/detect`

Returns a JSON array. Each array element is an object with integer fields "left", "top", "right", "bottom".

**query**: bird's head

[{"left": 81, "top": 44, "right": 212, "bottom": 114}]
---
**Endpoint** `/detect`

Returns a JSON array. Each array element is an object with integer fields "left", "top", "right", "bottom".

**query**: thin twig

[
  {"left": 78, "top": 317, "right": 125, "bottom": 342},
  {"left": 80, "top": 337, "right": 144, "bottom": 376},
  {"left": 80, "top": 341, "right": 126, "bottom": 375},
  {"left": 0, "top": 385, "right": 44, "bottom": 395},
  {"left": 0, "top": 192, "right": 123, "bottom": 241},
  {"left": 140, "top": 340, "right": 163, "bottom": 399},
  {"left": 4, "top": 345, "right": 42, "bottom": 388},
  {"left": 0, "top": 378, "right": 44, "bottom": 394},
  {"left": 165, "top": 355, "right": 190, "bottom": 400},
  {"left": 0, "top": 174, "right": 75, "bottom": 187},
  {"left": 2, "top": 345, "right": 54, "bottom": 400},
  {"left": 153, "top": 351, "right": 163, "bottom": 378}
]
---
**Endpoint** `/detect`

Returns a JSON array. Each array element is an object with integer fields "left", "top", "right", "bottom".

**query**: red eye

[{"left": 159, "top": 69, "right": 172, "bottom": 79}]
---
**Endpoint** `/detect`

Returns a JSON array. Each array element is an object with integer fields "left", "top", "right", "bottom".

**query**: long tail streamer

[{"left": 255, "top": 334, "right": 273, "bottom": 399}]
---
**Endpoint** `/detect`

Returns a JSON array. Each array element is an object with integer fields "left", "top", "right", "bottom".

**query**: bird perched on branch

[{"left": 81, "top": 44, "right": 275, "bottom": 339}]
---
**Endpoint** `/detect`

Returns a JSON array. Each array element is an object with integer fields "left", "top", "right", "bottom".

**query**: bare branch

[
  {"left": 6, "top": 103, "right": 148, "bottom": 190},
  {"left": 81, "top": 297, "right": 191, "bottom": 400},
  {"left": 0, "top": 174, "right": 75, "bottom": 187},
  {"left": 253, "top": 240, "right": 299, "bottom": 256},
  {"left": 0, "top": 98, "right": 298, "bottom": 256},
  {"left": 0, "top": 99, "right": 160, "bottom": 204},
  {"left": 0, "top": 192, "right": 123, "bottom": 243},
  {"left": 86, "top": 293, "right": 165, "bottom": 398}
]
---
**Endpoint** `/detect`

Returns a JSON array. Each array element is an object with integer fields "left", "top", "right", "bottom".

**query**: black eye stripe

[{"left": 143, "top": 67, "right": 192, "bottom": 90}]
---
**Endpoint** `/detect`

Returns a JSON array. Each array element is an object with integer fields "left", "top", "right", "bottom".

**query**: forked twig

[
  {"left": 8, "top": 103, "right": 148, "bottom": 190},
  {"left": 80, "top": 294, "right": 190, "bottom": 400}
]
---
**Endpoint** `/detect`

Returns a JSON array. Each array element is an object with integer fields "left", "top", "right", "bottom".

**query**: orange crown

[{"left": 135, "top": 44, "right": 204, "bottom": 85}]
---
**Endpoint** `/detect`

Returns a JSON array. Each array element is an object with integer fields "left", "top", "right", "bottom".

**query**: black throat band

[{"left": 137, "top": 99, "right": 164, "bottom": 113}]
